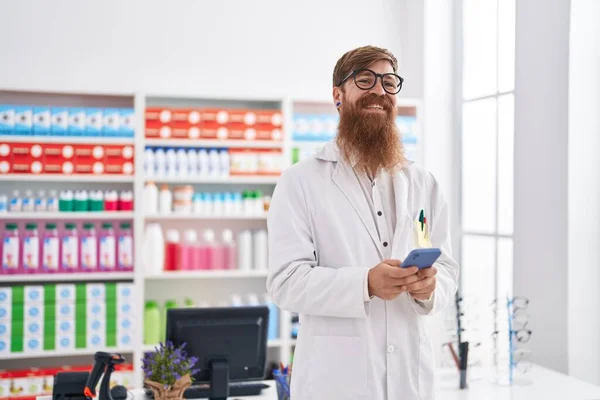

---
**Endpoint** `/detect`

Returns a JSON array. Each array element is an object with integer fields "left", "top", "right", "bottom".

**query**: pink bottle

[
  {"left": 23, "top": 223, "right": 40, "bottom": 274},
  {"left": 164, "top": 229, "right": 180, "bottom": 272},
  {"left": 99, "top": 223, "right": 116, "bottom": 271},
  {"left": 61, "top": 223, "right": 79, "bottom": 273},
  {"left": 80, "top": 223, "right": 98, "bottom": 272},
  {"left": 42, "top": 223, "right": 60, "bottom": 274},
  {"left": 221, "top": 229, "right": 237, "bottom": 270},
  {"left": 117, "top": 223, "right": 134, "bottom": 272},
  {"left": 2, "top": 223, "right": 21, "bottom": 275},
  {"left": 180, "top": 229, "right": 198, "bottom": 270},
  {"left": 199, "top": 229, "right": 221, "bottom": 270}
]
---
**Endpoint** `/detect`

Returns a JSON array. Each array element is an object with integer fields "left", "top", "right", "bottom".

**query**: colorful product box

[
  {"left": 51, "top": 108, "right": 69, "bottom": 136},
  {"left": 86, "top": 108, "right": 103, "bottom": 136},
  {"left": 119, "top": 108, "right": 135, "bottom": 138},
  {"left": 0, "top": 105, "right": 15, "bottom": 134},
  {"left": 14, "top": 107, "right": 33, "bottom": 135},
  {"left": 33, "top": 107, "right": 51, "bottom": 135},
  {"left": 68, "top": 108, "right": 86, "bottom": 136},
  {"left": 24, "top": 286, "right": 44, "bottom": 304},
  {"left": 55, "top": 284, "right": 76, "bottom": 303},
  {"left": 103, "top": 108, "right": 120, "bottom": 136},
  {"left": 86, "top": 284, "right": 105, "bottom": 301},
  {"left": 0, "top": 288, "right": 11, "bottom": 305}
]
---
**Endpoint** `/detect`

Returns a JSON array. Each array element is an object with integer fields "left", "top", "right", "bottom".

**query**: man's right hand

[{"left": 367, "top": 260, "right": 420, "bottom": 301}]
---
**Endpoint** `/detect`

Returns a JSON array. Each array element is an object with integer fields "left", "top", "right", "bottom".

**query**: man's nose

[{"left": 369, "top": 79, "right": 386, "bottom": 96}]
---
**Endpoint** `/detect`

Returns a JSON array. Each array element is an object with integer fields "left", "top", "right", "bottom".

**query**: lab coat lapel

[
  {"left": 391, "top": 169, "right": 411, "bottom": 257},
  {"left": 332, "top": 157, "right": 384, "bottom": 259}
]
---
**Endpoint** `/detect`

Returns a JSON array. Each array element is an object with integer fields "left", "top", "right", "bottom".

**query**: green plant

[{"left": 142, "top": 341, "right": 200, "bottom": 389}]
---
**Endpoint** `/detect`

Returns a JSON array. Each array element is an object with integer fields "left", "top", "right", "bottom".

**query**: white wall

[
  {"left": 514, "top": 0, "right": 571, "bottom": 374},
  {"left": 568, "top": 0, "right": 600, "bottom": 385},
  {"left": 0, "top": 0, "right": 423, "bottom": 101}
]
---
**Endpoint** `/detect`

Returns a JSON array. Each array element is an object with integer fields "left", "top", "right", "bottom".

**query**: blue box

[
  {"left": 14, "top": 106, "right": 33, "bottom": 135},
  {"left": 0, "top": 105, "right": 15, "bottom": 135},
  {"left": 86, "top": 108, "right": 103, "bottom": 136},
  {"left": 68, "top": 108, "right": 86, "bottom": 136},
  {"left": 33, "top": 107, "right": 51, "bottom": 135},
  {"left": 119, "top": 108, "right": 134, "bottom": 138},
  {"left": 51, "top": 107, "right": 69, "bottom": 136},
  {"left": 103, "top": 108, "right": 120, "bottom": 136}
]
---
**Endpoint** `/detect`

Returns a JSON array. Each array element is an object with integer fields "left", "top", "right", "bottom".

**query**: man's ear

[{"left": 333, "top": 86, "right": 343, "bottom": 108}]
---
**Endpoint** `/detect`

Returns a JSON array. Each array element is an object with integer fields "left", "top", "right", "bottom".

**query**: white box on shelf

[
  {"left": 56, "top": 319, "right": 76, "bottom": 335},
  {"left": 25, "top": 286, "right": 45, "bottom": 304},
  {"left": 88, "top": 332, "right": 106, "bottom": 348},
  {"left": 0, "top": 304, "right": 11, "bottom": 321},
  {"left": 117, "top": 331, "right": 134, "bottom": 348},
  {"left": 24, "top": 336, "right": 43, "bottom": 352},
  {"left": 56, "top": 334, "right": 75, "bottom": 351},
  {"left": 14, "top": 106, "right": 33, "bottom": 135},
  {"left": 117, "top": 316, "right": 134, "bottom": 333},
  {"left": 0, "top": 319, "right": 9, "bottom": 338},
  {"left": 87, "top": 302, "right": 106, "bottom": 318},
  {"left": 33, "top": 107, "right": 51, "bottom": 135},
  {"left": 86, "top": 108, "right": 103, "bottom": 136},
  {"left": 117, "top": 301, "right": 134, "bottom": 318},
  {"left": 87, "top": 317, "right": 106, "bottom": 333},
  {"left": 55, "top": 284, "right": 76, "bottom": 302},
  {"left": 56, "top": 303, "right": 76, "bottom": 319},
  {"left": 24, "top": 320, "right": 43, "bottom": 337},
  {"left": 0, "top": 287, "right": 11, "bottom": 305},
  {"left": 25, "top": 304, "right": 44, "bottom": 321},
  {"left": 0, "top": 337, "right": 9, "bottom": 355},
  {"left": 116, "top": 283, "right": 134, "bottom": 301},
  {"left": 87, "top": 284, "right": 106, "bottom": 301},
  {"left": 0, "top": 105, "right": 15, "bottom": 133}
]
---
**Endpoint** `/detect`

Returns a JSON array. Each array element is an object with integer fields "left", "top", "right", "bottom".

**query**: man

[{"left": 266, "top": 45, "right": 459, "bottom": 400}]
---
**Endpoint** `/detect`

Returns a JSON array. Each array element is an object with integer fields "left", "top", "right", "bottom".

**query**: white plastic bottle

[
  {"left": 208, "top": 149, "right": 220, "bottom": 177},
  {"left": 212, "top": 193, "right": 224, "bottom": 216},
  {"left": 176, "top": 148, "right": 188, "bottom": 178},
  {"left": 143, "top": 223, "right": 164, "bottom": 275},
  {"left": 159, "top": 184, "right": 172, "bottom": 214},
  {"left": 166, "top": 148, "right": 177, "bottom": 178},
  {"left": 9, "top": 190, "right": 22, "bottom": 212},
  {"left": 253, "top": 229, "right": 268, "bottom": 271},
  {"left": 144, "top": 148, "right": 155, "bottom": 178},
  {"left": 47, "top": 190, "right": 59, "bottom": 212},
  {"left": 22, "top": 190, "right": 35, "bottom": 212},
  {"left": 187, "top": 149, "right": 198, "bottom": 176},
  {"left": 221, "top": 229, "right": 237, "bottom": 270},
  {"left": 154, "top": 148, "right": 166, "bottom": 178},
  {"left": 237, "top": 229, "right": 253, "bottom": 271},
  {"left": 219, "top": 149, "right": 230, "bottom": 177},
  {"left": 192, "top": 193, "right": 203, "bottom": 215},
  {"left": 223, "top": 193, "right": 235, "bottom": 216},
  {"left": 233, "top": 192, "right": 243, "bottom": 215},
  {"left": 144, "top": 181, "right": 159, "bottom": 214},
  {"left": 35, "top": 190, "right": 47, "bottom": 212},
  {"left": 198, "top": 149, "right": 209, "bottom": 177}
]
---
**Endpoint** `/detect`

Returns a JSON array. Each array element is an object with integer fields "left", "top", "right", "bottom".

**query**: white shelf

[
  {"left": 146, "top": 176, "right": 279, "bottom": 185},
  {"left": 0, "top": 174, "right": 134, "bottom": 182},
  {"left": 145, "top": 270, "right": 269, "bottom": 280},
  {"left": 144, "top": 213, "right": 267, "bottom": 221},
  {"left": 145, "top": 139, "right": 284, "bottom": 149},
  {"left": 142, "top": 340, "right": 283, "bottom": 353},
  {"left": 0, "top": 136, "right": 134, "bottom": 144},
  {"left": 0, "top": 272, "right": 134, "bottom": 282},
  {"left": 0, "top": 347, "right": 134, "bottom": 360},
  {"left": 0, "top": 212, "right": 134, "bottom": 220}
]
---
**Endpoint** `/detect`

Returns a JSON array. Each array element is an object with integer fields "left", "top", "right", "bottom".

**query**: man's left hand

[{"left": 401, "top": 266, "right": 437, "bottom": 301}]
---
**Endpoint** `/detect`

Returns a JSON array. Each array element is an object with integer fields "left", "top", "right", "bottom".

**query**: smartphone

[{"left": 400, "top": 248, "right": 441, "bottom": 269}]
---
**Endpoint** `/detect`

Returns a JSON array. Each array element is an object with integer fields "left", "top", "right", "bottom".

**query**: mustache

[{"left": 357, "top": 93, "right": 395, "bottom": 110}]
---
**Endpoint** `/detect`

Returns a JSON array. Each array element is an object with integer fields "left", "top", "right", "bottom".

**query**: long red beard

[{"left": 335, "top": 93, "right": 405, "bottom": 174}]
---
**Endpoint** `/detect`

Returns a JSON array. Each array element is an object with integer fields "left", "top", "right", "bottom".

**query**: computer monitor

[{"left": 166, "top": 306, "right": 269, "bottom": 400}]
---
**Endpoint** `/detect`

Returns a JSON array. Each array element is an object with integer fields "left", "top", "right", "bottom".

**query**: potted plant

[{"left": 142, "top": 341, "right": 200, "bottom": 400}]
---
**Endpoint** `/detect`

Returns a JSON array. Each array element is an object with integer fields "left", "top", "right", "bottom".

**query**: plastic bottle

[
  {"left": 144, "top": 148, "right": 155, "bottom": 178},
  {"left": 223, "top": 192, "right": 235, "bottom": 216},
  {"left": 47, "top": 190, "right": 59, "bottom": 212},
  {"left": 119, "top": 190, "right": 134, "bottom": 211},
  {"left": 144, "top": 301, "right": 160, "bottom": 345},
  {"left": 143, "top": 223, "right": 164, "bottom": 275},
  {"left": 74, "top": 190, "right": 89, "bottom": 212},
  {"left": 208, "top": 149, "right": 220, "bottom": 177},
  {"left": 61, "top": 223, "right": 79, "bottom": 272},
  {"left": 198, "top": 149, "right": 209, "bottom": 177},
  {"left": 22, "top": 223, "right": 40, "bottom": 274},
  {"left": 0, "top": 194, "right": 7, "bottom": 214},
  {"left": 219, "top": 149, "right": 230, "bottom": 177},
  {"left": 233, "top": 192, "right": 243, "bottom": 215},
  {"left": 242, "top": 190, "right": 253, "bottom": 216},
  {"left": 166, "top": 148, "right": 177, "bottom": 177},
  {"left": 176, "top": 148, "right": 188, "bottom": 178},
  {"left": 9, "top": 190, "right": 22, "bottom": 212},
  {"left": 154, "top": 148, "right": 166, "bottom": 178},
  {"left": 59, "top": 190, "right": 74, "bottom": 212},
  {"left": 159, "top": 184, "right": 172, "bottom": 214},
  {"left": 164, "top": 229, "right": 180, "bottom": 272},
  {"left": 203, "top": 193, "right": 213, "bottom": 216},
  {"left": 160, "top": 300, "right": 178, "bottom": 342},
  {"left": 254, "top": 190, "right": 264, "bottom": 215},
  {"left": 99, "top": 223, "right": 116, "bottom": 270},
  {"left": 104, "top": 190, "right": 118, "bottom": 211},
  {"left": 187, "top": 149, "right": 198, "bottom": 176},
  {"left": 181, "top": 229, "right": 198, "bottom": 270},
  {"left": 118, "top": 223, "right": 133, "bottom": 271},
  {"left": 89, "top": 190, "right": 104, "bottom": 212},
  {"left": 42, "top": 223, "right": 60, "bottom": 273},
  {"left": 253, "top": 229, "right": 268, "bottom": 271},
  {"left": 212, "top": 192, "right": 224, "bottom": 216},
  {"left": 80, "top": 223, "right": 98, "bottom": 271},
  {"left": 237, "top": 230, "right": 252, "bottom": 271},
  {"left": 22, "top": 190, "right": 35, "bottom": 212},
  {"left": 192, "top": 193, "right": 203, "bottom": 214},
  {"left": 144, "top": 181, "right": 158, "bottom": 214},
  {"left": 200, "top": 229, "right": 219, "bottom": 270},
  {"left": 2, "top": 223, "right": 20, "bottom": 274},
  {"left": 221, "top": 229, "right": 237, "bottom": 270},
  {"left": 35, "top": 190, "right": 47, "bottom": 212},
  {"left": 265, "top": 294, "right": 279, "bottom": 341}
]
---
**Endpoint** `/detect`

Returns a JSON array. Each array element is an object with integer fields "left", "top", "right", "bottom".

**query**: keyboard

[{"left": 145, "top": 382, "right": 270, "bottom": 399}]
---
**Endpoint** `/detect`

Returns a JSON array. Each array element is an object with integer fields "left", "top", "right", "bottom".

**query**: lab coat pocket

[
  {"left": 308, "top": 335, "right": 369, "bottom": 399},
  {"left": 418, "top": 335, "right": 435, "bottom": 400}
]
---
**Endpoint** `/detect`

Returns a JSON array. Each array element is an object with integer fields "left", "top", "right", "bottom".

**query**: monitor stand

[{"left": 208, "top": 360, "right": 229, "bottom": 400}]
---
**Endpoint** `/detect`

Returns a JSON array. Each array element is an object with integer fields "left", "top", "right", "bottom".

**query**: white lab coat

[{"left": 266, "top": 142, "right": 459, "bottom": 400}]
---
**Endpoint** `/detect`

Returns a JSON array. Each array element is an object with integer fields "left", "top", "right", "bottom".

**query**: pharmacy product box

[
  {"left": 256, "top": 110, "right": 283, "bottom": 127},
  {"left": 55, "top": 285, "right": 76, "bottom": 303},
  {"left": 145, "top": 107, "right": 172, "bottom": 124},
  {"left": 33, "top": 107, "right": 51, "bottom": 135},
  {"left": 117, "top": 331, "right": 133, "bottom": 348},
  {"left": 201, "top": 108, "right": 229, "bottom": 124},
  {"left": 87, "top": 302, "right": 106, "bottom": 319},
  {"left": 87, "top": 332, "right": 106, "bottom": 348},
  {"left": 0, "top": 337, "right": 9, "bottom": 356},
  {"left": 56, "top": 334, "right": 75, "bottom": 351},
  {"left": 228, "top": 109, "right": 255, "bottom": 126},
  {"left": 255, "top": 124, "right": 283, "bottom": 141},
  {"left": 56, "top": 303, "right": 76, "bottom": 319},
  {"left": 86, "top": 108, "right": 103, "bottom": 136},
  {"left": 144, "top": 120, "right": 161, "bottom": 138},
  {"left": 116, "top": 283, "right": 134, "bottom": 300},
  {"left": 68, "top": 108, "right": 86, "bottom": 136},
  {"left": 119, "top": 108, "right": 134, "bottom": 138},
  {"left": 172, "top": 108, "right": 201, "bottom": 128},
  {"left": 14, "top": 107, "right": 33, "bottom": 135},
  {"left": 56, "top": 319, "right": 75, "bottom": 335},
  {"left": 0, "top": 288, "right": 11, "bottom": 305},
  {"left": 257, "top": 149, "right": 283, "bottom": 175},
  {"left": 24, "top": 320, "right": 43, "bottom": 337},
  {"left": 51, "top": 108, "right": 69, "bottom": 136},
  {"left": 24, "top": 304, "right": 43, "bottom": 321},
  {"left": 103, "top": 108, "right": 120, "bottom": 136},
  {"left": 0, "top": 304, "right": 12, "bottom": 321},
  {"left": 24, "top": 336, "right": 43, "bottom": 352},
  {"left": 86, "top": 284, "right": 105, "bottom": 301},
  {"left": 0, "top": 105, "right": 15, "bottom": 134},
  {"left": 201, "top": 121, "right": 227, "bottom": 140},
  {"left": 0, "top": 320, "right": 9, "bottom": 337},
  {"left": 24, "top": 286, "right": 44, "bottom": 304},
  {"left": 87, "top": 317, "right": 106, "bottom": 334},
  {"left": 227, "top": 123, "right": 253, "bottom": 140}
]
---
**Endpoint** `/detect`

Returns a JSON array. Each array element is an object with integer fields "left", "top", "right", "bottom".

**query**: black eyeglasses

[{"left": 337, "top": 68, "right": 404, "bottom": 95}]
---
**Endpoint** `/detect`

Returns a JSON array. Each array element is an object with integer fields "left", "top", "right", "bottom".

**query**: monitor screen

[{"left": 166, "top": 306, "right": 269, "bottom": 383}]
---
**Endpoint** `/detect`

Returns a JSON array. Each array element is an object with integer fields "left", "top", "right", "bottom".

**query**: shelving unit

[
  {"left": 0, "top": 89, "right": 422, "bottom": 388},
  {"left": 0, "top": 347, "right": 134, "bottom": 361}
]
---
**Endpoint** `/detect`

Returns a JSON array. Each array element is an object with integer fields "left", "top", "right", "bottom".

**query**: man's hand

[
  {"left": 402, "top": 266, "right": 438, "bottom": 301},
  {"left": 368, "top": 260, "right": 420, "bottom": 301}
]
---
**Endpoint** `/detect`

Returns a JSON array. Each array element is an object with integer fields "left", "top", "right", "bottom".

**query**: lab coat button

[
  {"left": 387, "top": 345, "right": 395, "bottom": 354},
  {"left": 383, "top": 242, "right": 388, "bottom": 247},
  {"left": 377, "top": 211, "right": 382, "bottom": 216}
]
